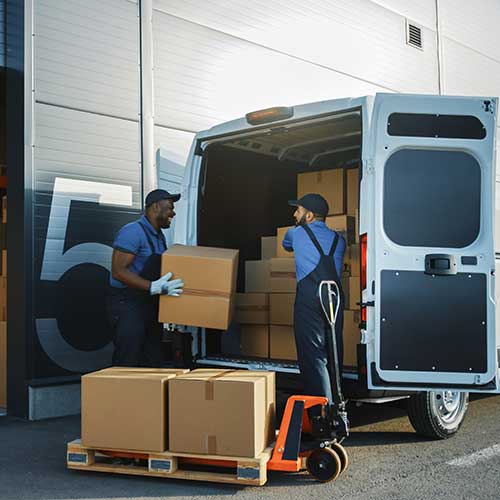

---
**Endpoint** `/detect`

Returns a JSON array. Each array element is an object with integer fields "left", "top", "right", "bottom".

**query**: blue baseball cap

[
  {"left": 145, "top": 189, "right": 181, "bottom": 207},
  {"left": 288, "top": 193, "right": 329, "bottom": 217}
]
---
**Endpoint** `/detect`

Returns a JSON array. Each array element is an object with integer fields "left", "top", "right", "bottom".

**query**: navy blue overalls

[
  {"left": 293, "top": 224, "right": 344, "bottom": 411},
  {"left": 107, "top": 221, "right": 165, "bottom": 367}
]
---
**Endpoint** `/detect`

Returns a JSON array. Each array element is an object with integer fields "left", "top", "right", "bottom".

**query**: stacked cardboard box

[
  {"left": 0, "top": 195, "right": 6, "bottom": 408},
  {"left": 169, "top": 369, "right": 275, "bottom": 458}
]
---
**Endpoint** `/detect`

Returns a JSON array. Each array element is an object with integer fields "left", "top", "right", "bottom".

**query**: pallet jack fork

[{"left": 267, "top": 280, "right": 349, "bottom": 482}]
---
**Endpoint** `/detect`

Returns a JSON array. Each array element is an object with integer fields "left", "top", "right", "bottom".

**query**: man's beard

[{"left": 296, "top": 214, "right": 308, "bottom": 227}]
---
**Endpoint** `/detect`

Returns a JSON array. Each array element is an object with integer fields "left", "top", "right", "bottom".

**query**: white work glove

[{"left": 150, "top": 272, "right": 184, "bottom": 297}]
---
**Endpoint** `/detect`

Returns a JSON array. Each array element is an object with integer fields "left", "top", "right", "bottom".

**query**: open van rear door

[{"left": 367, "top": 93, "right": 499, "bottom": 393}]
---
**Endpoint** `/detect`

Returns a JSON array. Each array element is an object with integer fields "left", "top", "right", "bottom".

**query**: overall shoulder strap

[
  {"left": 138, "top": 221, "right": 156, "bottom": 254},
  {"left": 328, "top": 232, "right": 340, "bottom": 256},
  {"left": 302, "top": 224, "right": 326, "bottom": 257}
]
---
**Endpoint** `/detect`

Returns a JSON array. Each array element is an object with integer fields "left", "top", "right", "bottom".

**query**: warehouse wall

[{"left": 22, "top": 0, "right": 500, "bottom": 416}]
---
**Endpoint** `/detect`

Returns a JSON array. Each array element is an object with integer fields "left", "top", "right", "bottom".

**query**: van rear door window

[
  {"left": 387, "top": 113, "right": 486, "bottom": 140},
  {"left": 383, "top": 149, "right": 481, "bottom": 248}
]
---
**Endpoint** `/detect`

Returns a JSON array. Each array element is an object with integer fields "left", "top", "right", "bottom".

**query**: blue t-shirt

[
  {"left": 110, "top": 215, "right": 167, "bottom": 288},
  {"left": 282, "top": 221, "right": 345, "bottom": 282}
]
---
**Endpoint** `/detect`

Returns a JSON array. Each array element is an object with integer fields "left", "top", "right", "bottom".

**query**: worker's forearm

[{"left": 113, "top": 268, "right": 151, "bottom": 292}]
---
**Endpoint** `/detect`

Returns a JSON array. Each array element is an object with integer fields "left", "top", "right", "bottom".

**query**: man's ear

[{"left": 306, "top": 210, "right": 315, "bottom": 222}]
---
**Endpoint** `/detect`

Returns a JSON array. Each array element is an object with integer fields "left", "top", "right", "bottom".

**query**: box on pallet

[
  {"left": 297, "top": 169, "right": 345, "bottom": 215},
  {"left": 82, "top": 368, "right": 188, "bottom": 452},
  {"left": 235, "top": 293, "right": 269, "bottom": 324},
  {"left": 245, "top": 260, "right": 271, "bottom": 293},
  {"left": 240, "top": 325, "right": 269, "bottom": 358},
  {"left": 169, "top": 369, "right": 276, "bottom": 458},
  {"left": 159, "top": 245, "right": 239, "bottom": 330}
]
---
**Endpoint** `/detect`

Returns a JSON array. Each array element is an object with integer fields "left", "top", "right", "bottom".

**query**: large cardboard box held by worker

[
  {"left": 245, "top": 260, "right": 271, "bottom": 293},
  {"left": 240, "top": 324, "right": 269, "bottom": 358},
  {"left": 159, "top": 245, "right": 239, "bottom": 330},
  {"left": 235, "top": 293, "right": 269, "bottom": 324},
  {"left": 0, "top": 321, "right": 6, "bottom": 408},
  {"left": 270, "top": 326, "right": 297, "bottom": 360},
  {"left": 269, "top": 293, "right": 295, "bottom": 325},
  {"left": 169, "top": 369, "right": 276, "bottom": 458},
  {"left": 343, "top": 310, "right": 361, "bottom": 367},
  {"left": 297, "top": 169, "right": 345, "bottom": 215},
  {"left": 82, "top": 368, "right": 187, "bottom": 452},
  {"left": 270, "top": 258, "right": 296, "bottom": 293}
]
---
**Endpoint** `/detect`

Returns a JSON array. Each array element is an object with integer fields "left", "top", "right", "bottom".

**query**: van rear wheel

[{"left": 407, "top": 391, "right": 469, "bottom": 440}]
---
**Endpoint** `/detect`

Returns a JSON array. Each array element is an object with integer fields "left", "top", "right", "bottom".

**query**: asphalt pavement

[{"left": 1, "top": 394, "right": 499, "bottom": 500}]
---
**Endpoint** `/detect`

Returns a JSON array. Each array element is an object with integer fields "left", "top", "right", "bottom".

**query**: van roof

[{"left": 196, "top": 95, "right": 373, "bottom": 140}]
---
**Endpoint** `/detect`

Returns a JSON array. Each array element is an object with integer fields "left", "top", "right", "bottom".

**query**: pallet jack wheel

[
  {"left": 306, "top": 448, "right": 342, "bottom": 482},
  {"left": 331, "top": 442, "right": 349, "bottom": 474}
]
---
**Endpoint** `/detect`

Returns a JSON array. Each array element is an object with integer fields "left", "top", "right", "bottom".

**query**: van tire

[{"left": 407, "top": 391, "right": 469, "bottom": 440}]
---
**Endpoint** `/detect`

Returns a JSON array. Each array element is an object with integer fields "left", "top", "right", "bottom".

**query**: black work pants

[{"left": 106, "top": 288, "right": 163, "bottom": 367}]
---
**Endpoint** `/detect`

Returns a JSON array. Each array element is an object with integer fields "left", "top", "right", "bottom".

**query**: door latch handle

[
  {"left": 424, "top": 254, "right": 457, "bottom": 275},
  {"left": 359, "top": 301, "right": 375, "bottom": 307}
]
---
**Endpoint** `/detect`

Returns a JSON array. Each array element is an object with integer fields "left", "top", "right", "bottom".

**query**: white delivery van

[{"left": 161, "top": 93, "right": 499, "bottom": 439}]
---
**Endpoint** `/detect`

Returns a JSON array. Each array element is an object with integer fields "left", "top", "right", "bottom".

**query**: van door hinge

[{"left": 365, "top": 158, "right": 375, "bottom": 175}]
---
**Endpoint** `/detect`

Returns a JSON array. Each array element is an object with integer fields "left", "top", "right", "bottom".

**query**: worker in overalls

[
  {"left": 282, "top": 193, "right": 346, "bottom": 423},
  {"left": 107, "top": 189, "right": 184, "bottom": 367}
]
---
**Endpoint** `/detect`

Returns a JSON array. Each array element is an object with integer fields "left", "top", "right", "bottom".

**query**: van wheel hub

[{"left": 432, "top": 390, "right": 464, "bottom": 424}]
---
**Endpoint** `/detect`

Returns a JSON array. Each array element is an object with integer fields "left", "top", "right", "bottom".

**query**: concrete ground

[{"left": 1, "top": 394, "right": 499, "bottom": 500}]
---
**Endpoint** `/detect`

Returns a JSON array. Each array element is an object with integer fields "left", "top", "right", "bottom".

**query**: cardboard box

[
  {"left": 95, "top": 367, "right": 189, "bottom": 375},
  {"left": 1, "top": 196, "right": 5, "bottom": 223},
  {"left": 235, "top": 293, "right": 269, "bottom": 324},
  {"left": 325, "top": 215, "right": 356, "bottom": 244},
  {"left": 348, "top": 244, "right": 360, "bottom": 277},
  {"left": 240, "top": 325, "right": 269, "bottom": 358},
  {"left": 346, "top": 168, "right": 359, "bottom": 216},
  {"left": 1, "top": 250, "right": 5, "bottom": 277},
  {"left": 0, "top": 276, "right": 5, "bottom": 321},
  {"left": 355, "top": 209, "right": 359, "bottom": 243},
  {"left": 0, "top": 322, "right": 5, "bottom": 408},
  {"left": 270, "top": 258, "right": 296, "bottom": 293},
  {"left": 245, "top": 260, "right": 271, "bottom": 293},
  {"left": 261, "top": 236, "right": 277, "bottom": 259},
  {"left": 343, "top": 310, "right": 361, "bottom": 367},
  {"left": 297, "top": 169, "right": 345, "bottom": 215},
  {"left": 276, "top": 227, "right": 294, "bottom": 258},
  {"left": 342, "top": 276, "right": 361, "bottom": 310},
  {"left": 169, "top": 369, "right": 276, "bottom": 457},
  {"left": 270, "top": 326, "right": 297, "bottom": 360},
  {"left": 270, "top": 293, "right": 295, "bottom": 326},
  {"left": 82, "top": 369, "right": 184, "bottom": 452},
  {"left": 159, "top": 245, "right": 239, "bottom": 330}
]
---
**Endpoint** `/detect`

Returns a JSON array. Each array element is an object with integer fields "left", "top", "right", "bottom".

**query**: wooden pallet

[{"left": 67, "top": 439, "right": 273, "bottom": 486}]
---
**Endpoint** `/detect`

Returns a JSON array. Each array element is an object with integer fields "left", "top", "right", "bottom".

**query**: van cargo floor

[
  {"left": 195, "top": 355, "right": 300, "bottom": 373},
  {"left": 67, "top": 439, "right": 273, "bottom": 486}
]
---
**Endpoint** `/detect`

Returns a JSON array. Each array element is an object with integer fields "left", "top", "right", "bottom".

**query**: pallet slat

[{"left": 67, "top": 439, "right": 271, "bottom": 486}]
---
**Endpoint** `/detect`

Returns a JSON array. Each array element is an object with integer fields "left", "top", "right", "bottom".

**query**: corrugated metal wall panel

[
  {"left": 153, "top": 11, "right": 387, "bottom": 131},
  {"left": 153, "top": 0, "right": 439, "bottom": 95},
  {"left": 439, "top": 0, "right": 500, "bottom": 63},
  {"left": 34, "top": 0, "right": 140, "bottom": 119},
  {"left": 34, "top": 104, "right": 141, "bottom": 203},
  {"left": 441, "top": 36, "right": 500, "bottom": 97},
  {"left": 368, "top": 0, "right": 436, "bottom": 29}
]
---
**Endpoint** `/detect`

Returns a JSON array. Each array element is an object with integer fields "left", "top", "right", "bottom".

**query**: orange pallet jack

[{"left": 268, "top": 280, "right": 349, "bottom": 482}]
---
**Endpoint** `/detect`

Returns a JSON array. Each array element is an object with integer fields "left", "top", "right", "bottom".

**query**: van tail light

[{"left": 360, "top": 233, "right": 367, "bottom": 322}]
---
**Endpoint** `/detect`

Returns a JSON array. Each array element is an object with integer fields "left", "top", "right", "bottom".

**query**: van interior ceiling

[{"left": 198, "top": 109, "right": 362, "bottom": 292}]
